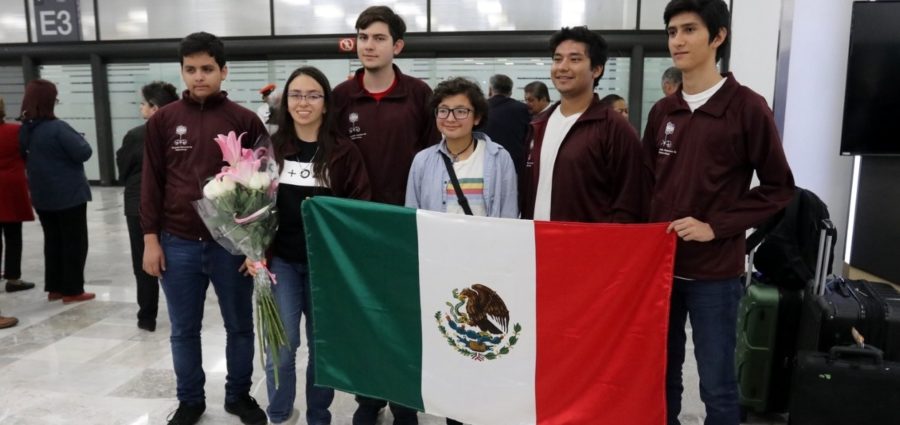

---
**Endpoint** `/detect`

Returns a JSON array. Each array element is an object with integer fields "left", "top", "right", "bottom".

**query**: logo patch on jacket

[
  {"left": 347, "top": 112, "right": 366, "bottom": 140},
  {"left": 172, "top": 125, "right": 192, "bottom": 152},
  {"left": 658, "top": 121, "right": 677, "bottom": 156}
]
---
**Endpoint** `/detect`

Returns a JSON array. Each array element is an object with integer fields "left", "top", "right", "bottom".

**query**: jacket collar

[
  {"left": 347, "top": 64, "right": 411, "bottom": 100},
  {"left": 532, "top": 94, "right": 608, "bottom": 127},
  {"left": 181, "top": 90, "right": 229, "bottom": 107},
  {"left": 663, "top": 72, "right": 739, "bottom": 117}
]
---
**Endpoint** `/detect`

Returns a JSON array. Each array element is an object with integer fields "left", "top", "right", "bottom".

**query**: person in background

[
  {"left": 599, "top": 93, "right": 629, "bottom": 118},
  {"left": 332, "top": 6, "right": 440, "bottom": 424},
  {"left": 661, "top": 66, "right": 683, "bottom": 97},
  {"left": 0, "top": 96, "right": 36, "bottom": 294},
  {"left": 247, "top": 65, "right": 371, "bottom": 425},
  {"left": 141, "top": 32, "right": 269, "bottom": 425},
  {"left": 19, "top": 79, "right": 94, "bottom": 304},
  {"left": 644, "top": 1, "right": 794, "bottom": 423},
  {"left": 482, "top": 74, "right": 531, "bottom": 175},
  {"left": 257, "top": 83, "right": 280, "bottom": 134},
  {"left": 523, "top": 81, "right": 552, "bottom": 116},
  {"left": 406, "top": 77, "right": 518, "bottom": 219},
  {"left": 116, "top": 81, "right": 178, "bottom": 332}
]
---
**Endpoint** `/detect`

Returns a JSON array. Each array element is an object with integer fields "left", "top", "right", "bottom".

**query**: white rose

[
  {"left": 203, "top": 179, "right": 223, "bottom": 199},
  {"left": 219, "top": 175, "right": 236, "bottom": 193},
  {"left": 248, "top": 172, "right": 269, "bottom": 190}
]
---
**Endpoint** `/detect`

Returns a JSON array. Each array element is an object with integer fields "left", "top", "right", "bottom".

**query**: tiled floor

[{"left": 0, "top": 187, "right": 785, "bottom": 424}]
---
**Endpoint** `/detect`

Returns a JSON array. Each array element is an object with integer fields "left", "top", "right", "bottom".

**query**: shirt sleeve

[
  {"left": 607, "top": 117, "right": 646, "bottom": 223},
  {"left": 493, "top": 147, "right": 520, "bottom": 219},
  {"left": 404, "top": 152, "right": 424, "bottom": 209},
  {"left": 141, "top": 115, "right": 166, "bottom": 235},
  {"left": 706, "top": 95, "right": 795, "bottom": 238},
  {"left": 332, "top": 140, "right": 372, "bottom": 201}
]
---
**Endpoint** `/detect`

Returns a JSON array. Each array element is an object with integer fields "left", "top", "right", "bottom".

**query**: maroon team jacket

[
  {"left": 141, "top": 91, "right": 268, "bottom": 240},
  {"left": 522, "top": 95, "right": 646, "bottom": 223},
  {"left": 642, "top": 74, "right": 795, "bottom": 280},
  {"left": 332, "top": 65, "right": 441, "bottom": 205}
]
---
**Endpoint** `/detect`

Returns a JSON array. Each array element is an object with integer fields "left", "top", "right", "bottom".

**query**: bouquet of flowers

[{"left": 193, "top": 131, "right": 288, "bottom": 386}]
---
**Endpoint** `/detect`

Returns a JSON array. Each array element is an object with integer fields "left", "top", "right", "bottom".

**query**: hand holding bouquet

[{"left": 194, "top": 131, "right": 288, "bottom": 387}]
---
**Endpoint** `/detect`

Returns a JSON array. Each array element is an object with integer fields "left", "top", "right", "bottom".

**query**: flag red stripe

[{"left": 534, "top": 222, "right": 675, "bottom": 425}]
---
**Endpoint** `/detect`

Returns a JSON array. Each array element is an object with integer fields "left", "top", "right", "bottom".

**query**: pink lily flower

[{"left": 214, "top": 131, "right": 245, "bottom": 166}]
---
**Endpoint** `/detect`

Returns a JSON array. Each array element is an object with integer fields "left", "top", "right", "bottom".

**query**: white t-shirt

[
  {"left": 532, "top": 107, "right": 582, "bottom": 220},
  {"left": 682, "top": 76, "right": 728, "bottom": 112},
  {"left": 445, "top": 140, "right": 487, "bottom": 216}
]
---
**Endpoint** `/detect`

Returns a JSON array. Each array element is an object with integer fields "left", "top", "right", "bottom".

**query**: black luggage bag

[
  {"left": 789, "top": 345, "right": 900, "bottom": 425},
  {"left": 796, "top": 220, "right": 900, "bottom": 360}
]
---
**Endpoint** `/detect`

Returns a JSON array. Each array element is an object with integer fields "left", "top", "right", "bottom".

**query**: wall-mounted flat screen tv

[{"left": 840, "top": 1, "right": 900, "bottom": 155}]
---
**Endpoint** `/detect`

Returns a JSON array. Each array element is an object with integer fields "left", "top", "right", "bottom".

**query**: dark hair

[
  {"left": 356, "top": 6, "right": 406, "bottom": 41},
  {"left": 664, "top": 0, "right": 731, "bottom": 62},
  {"left": 272, "top": 66, "right": 335, "bottom": 186},
  {"left": 524, "top": 81, "right": 550, "bottom": 101},
  {"left": 549, "top": 26, "right": 609, "bottom": 87},
  {"left": 20, "top": 79, "right": 58, "bottom": 121},
  {"left": 662, "top": 66, "right": 683, "bottom": 85},
  {"left": 599, "top": 94, "right": 625, "bottom": 107},
  {"left": 489, "top": 74, "right": 513, "bottom": 96},
  {"left": 141, "top": 81, "right": 179, "bottom": 108},
  {"left": 179, "top": 32, "right": 226, "bottom": 68},
  {"left": 429, "top": 77, "right": 489, "bottom": 131}
]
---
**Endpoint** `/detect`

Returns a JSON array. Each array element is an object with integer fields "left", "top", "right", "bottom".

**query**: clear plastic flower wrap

[{"left": 193, "top": 131, "right": 288, "bottom": 387}]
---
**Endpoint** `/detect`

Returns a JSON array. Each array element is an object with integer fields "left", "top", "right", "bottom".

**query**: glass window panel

[
  {"left": 28, "top": 0, "right": 96, "bottom": 42},
  {"left": 431, "top": 0, "right": 637, "bottom": 31},
  {"left": 0, "top": 66, "right": 24, "bottom": 119},
  {"left": 97, "top": 0, "right": 270, "bottom": 40},
  {"left": 0, "top": 0, "right": 29, "bottom": 43},
  {"left": 38, "top": 64, "right": 98, "bottom": 180},
  {"left": 641, "top": 57, "right": 673, "bottom": 133},
  {"left": 274, "top": 0, "right": 427, "bottom": 35}
]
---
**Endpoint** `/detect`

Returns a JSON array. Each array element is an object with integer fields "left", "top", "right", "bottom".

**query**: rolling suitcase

[
  {"left": 735, "top": 246, "right": 803, "bottom": 413},
  {"left": 789, "top": 344, "right": 900, "bottom": 425},
  {"left": 796, "top": 220, "right": 900, "bottom": 361}
]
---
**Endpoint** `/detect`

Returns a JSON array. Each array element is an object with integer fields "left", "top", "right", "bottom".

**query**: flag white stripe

[{"left": 417, "top": 211, "right": 537, "bottom": 425}]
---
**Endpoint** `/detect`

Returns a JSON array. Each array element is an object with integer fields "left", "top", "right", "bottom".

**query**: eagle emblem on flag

[{"left": 435, "top": 284, "right": 521, "bottom": 361}]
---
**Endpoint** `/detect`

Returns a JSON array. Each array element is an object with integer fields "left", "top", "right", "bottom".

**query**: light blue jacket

[{"left": 405, "top": 132, "right": 519, "bottom": 218}]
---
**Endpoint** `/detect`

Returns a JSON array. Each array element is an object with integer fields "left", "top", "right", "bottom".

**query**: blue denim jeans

[
  {"left": 666, "top": 277, "right": 743, "bottom": 425},
  {"left": 159, "top": 232, "right": 255, "bottom": 405},
  {"left": 265, "top": 257, "right": 334, "bottom": 424}
]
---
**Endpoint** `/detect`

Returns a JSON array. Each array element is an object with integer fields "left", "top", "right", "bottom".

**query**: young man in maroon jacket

[
  {"left": 141, "top": 32, "right": 269, "bottom": 425},
  {"left": 642, "top": 1, "right": 795, "bottom": 424},
  {"left": 522, "top": 26, "right": 644, "bottom": 223},
  {"left": 331, "top": 6, "right": 440, "bottom": 425}
]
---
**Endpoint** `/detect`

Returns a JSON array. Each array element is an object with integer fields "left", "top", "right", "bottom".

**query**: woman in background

[
  {"left": 0, "top": 96, "right": 36, "bottom": 294},
  {"left": 19, "top": 79, "right": 94, "bottom": 304},
  {"left": 116, "top": 81, "right": 178, "bottom": 331},
  {"left": 246, "top": 66, "right": 371, "bottom": 425}
]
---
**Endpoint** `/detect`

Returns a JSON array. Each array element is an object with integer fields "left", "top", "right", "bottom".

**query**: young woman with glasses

[{"left": 245, "top": 66, "right": 371, "bottom": 425}]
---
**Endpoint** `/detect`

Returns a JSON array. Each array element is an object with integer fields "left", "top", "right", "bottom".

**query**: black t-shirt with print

[{"left": 273, "top": 139, "right": 333, "bottom": 263}]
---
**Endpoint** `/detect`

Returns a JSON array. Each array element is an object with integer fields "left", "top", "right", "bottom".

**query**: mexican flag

[{"left": 303, "top": 197, "right": 675, "bottom": 425}]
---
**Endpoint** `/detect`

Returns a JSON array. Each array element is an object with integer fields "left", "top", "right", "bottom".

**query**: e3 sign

[{"left": 34, "top": 0, "right": 83, "bottom": 42}]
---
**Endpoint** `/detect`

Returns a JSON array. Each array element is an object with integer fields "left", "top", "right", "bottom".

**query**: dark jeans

[
  {"left": 126, "top": 215, "right": 159, "bottom": 323},
  {"left": 0, "top": 222, "right": 23, "bottom": 280},
  {"left": 265, "top": 257, "right": 334, "bottom": 424},
  {"left": 159, "top": 232, "right": 255, "bottom": 404},
  {"left": 666, "top": 277, "right": 743, "bottom": 425},
  {"left": 36, "top": 204, "right": 88, "bottom": 296},
  {"left": 354, "top": 395, "right": 418, "bottom": 425}
]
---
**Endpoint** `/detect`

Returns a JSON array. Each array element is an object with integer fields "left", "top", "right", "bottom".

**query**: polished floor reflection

[{"left": 0, "top": 187, "right": 785, "bottom": 424}]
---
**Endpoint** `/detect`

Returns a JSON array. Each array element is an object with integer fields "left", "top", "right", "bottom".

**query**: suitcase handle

[{"left": 828, "top": 345, "right": 884, "bottom": 366}]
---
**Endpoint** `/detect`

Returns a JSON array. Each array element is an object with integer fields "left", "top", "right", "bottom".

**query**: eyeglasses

[
  {"left": 435, "top": 107, "right": 473, "bottom": 120},
  {"left": 286, "top": 91, "right": 325, "bottom": 103}
]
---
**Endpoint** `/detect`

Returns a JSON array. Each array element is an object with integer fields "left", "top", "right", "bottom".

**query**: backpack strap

[{"left": 438, "top": 150, "right": 474, "bottom": 216}]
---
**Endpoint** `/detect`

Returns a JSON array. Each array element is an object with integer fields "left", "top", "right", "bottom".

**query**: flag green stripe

[{"left": 302, "top": 197, "right": 423, "bottom": 410}]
